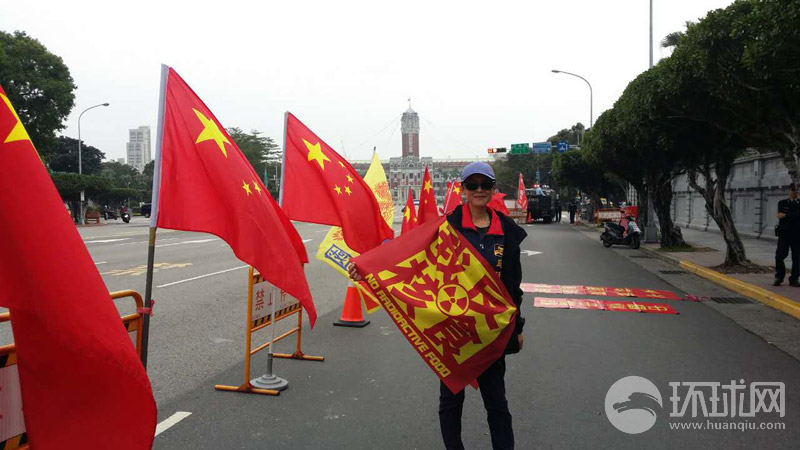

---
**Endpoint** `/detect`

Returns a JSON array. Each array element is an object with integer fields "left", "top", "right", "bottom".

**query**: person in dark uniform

[
  {"left": 568, "top": 201, "right": 577, "bottom": 224},
  {"left": 774, "top": 183, "right": 800, "bottom": 286},
  {"left": 554, "top": 201, "right": 562, "bottom": 222},
  {"left": 350, "top": 162, "right": 526, "bottom": 450}
]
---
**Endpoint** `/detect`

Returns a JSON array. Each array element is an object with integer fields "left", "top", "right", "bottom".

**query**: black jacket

[
  {"left": 777, "top": 198, "right": 800, "bottom": 238},
  {"left": 447, "top": 205, "right": 528, "bottom": 354}
]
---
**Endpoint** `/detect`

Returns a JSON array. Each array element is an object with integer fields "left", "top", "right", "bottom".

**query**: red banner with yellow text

[{"left": 354, "top": 217, "right": 517, "bottom": 394}]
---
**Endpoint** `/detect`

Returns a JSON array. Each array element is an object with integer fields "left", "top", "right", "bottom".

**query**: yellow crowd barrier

[{"left": 215, "top": 267, "right": 324, "bottom": 396}]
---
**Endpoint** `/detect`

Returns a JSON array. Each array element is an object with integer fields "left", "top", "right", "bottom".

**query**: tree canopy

[{"left": 0, "top": 30, "right": 75, "bottom": 154}]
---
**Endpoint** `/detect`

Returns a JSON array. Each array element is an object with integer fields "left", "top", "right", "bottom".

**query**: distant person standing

[
  {"left": 775, "top": 183, "right": 800, "bottom": 286},
  {"left": 568, "top": 201, "right": 577, "bottom": 224},
  {"left": 554, "top": 202, "right": 562, "bottom": 222}
]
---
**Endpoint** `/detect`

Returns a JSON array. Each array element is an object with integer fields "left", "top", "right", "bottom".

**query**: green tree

[
  {"left": 227, "top": 127, "right": 282, "bottom": 196},
  {"left": 0, "top": 31, "right": 75, "bottom": 154},
  {"left": 48, "top": 136, "right": 105, "bottom": 174},
  {"left": 547, "top": 123, "right": 586, "bottom": 147},
  {"left": 51, "top": 172, "right": 113, "bottom": 221}
]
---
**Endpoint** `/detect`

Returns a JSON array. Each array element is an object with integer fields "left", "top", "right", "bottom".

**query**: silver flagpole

[
  {"left": 140, "top": 63, "right": 169, "bottom": 369},
  {"left": 250, "top": 111, "right": 291, "bottom": 391}
]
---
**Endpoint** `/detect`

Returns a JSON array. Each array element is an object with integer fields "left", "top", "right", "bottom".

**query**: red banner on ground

[
  {"left": 521, "top": 284, "right": 682, "bottom": 300},
  {"left": 533, "top": 298, "right": 678, "bottom": 315}
]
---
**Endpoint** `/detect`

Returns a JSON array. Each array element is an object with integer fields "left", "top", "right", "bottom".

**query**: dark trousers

[
  {"left": 775, "top": 235, "right": 800, "bottom": 282},
  {"left": 569, "top": 211, "right": 575, "bottom": 223},
  {"left": 439, "top": 357, "right": 513, "bottom": 450}
]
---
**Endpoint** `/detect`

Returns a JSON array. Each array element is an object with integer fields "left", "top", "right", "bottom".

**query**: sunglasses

[{"left": 463, "top": 180, "right": 496, "bottom": 191}]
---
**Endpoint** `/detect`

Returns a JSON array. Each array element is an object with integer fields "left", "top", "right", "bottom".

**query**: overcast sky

[{"left": 2, "top": 0, "right": 733, "bottom": 162}]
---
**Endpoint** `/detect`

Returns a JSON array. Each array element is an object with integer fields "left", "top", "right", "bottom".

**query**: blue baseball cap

[{"left": 461, "top": 161, "right": 495, "bottom": 182}]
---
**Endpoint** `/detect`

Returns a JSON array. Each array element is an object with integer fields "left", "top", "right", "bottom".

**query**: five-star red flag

[
  {"left": 417, "top": 166, "right": 438, "bottom": 224},
  {"left": 153, "top": 67, "right": 316, "bottom": 325},
  {"left": 488, "top": 192, "right": 510, "bottom": 215},
  {"left": 0, "top": 85, "right": 156, "bottom": 447},
  {"left": 281, "top": 113, "right": 394, "bottom": 253},
  {"left": 401, "top": 187, "right": 418, "bottom": 233},
  {"left": 516, "top": 173, "right": 528, "bottom": 211},
  {"left": 443, "top": 181, "right": 463, "bottom": 214}
]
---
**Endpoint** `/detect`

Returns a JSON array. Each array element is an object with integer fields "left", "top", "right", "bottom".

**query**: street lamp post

[
  {"left": 643, "top": 0, "right": 659, "bottom": 243},
  {"left": 551, "top": 69, "right": 593, "bottom": 128},
  {"left": 76, "top": 102, "right": 110, "bottom": 224}
]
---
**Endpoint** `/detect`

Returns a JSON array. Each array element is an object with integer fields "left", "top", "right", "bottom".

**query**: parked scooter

[
  {"left": 120, "top": 206, "right": 131, "bottom": 224},
  {"left": 601, "top": 215, "right": 641, "bottom": 249}
]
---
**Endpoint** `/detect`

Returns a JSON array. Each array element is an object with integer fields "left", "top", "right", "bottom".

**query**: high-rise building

[
  {"left": 126, "top": 126, "right": 151, "bottom": 172},
  {"left": 401, "top": 106, "right": 419, "bottom": 158}
]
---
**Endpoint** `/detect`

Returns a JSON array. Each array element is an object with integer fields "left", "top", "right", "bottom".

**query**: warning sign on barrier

[{"left": 251, "top": 279, "right": 301, "bottom": 327}]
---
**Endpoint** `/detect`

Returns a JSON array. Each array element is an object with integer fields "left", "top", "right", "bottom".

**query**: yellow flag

[{"left": 316, "top": 151, "right": 394, "bottom": 310}]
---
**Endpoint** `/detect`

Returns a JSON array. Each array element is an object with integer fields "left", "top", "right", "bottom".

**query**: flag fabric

[
  {"left": 281, "top": 113, "right": 394, "bottom": 253},
  {"left": 443, "top": 180, "right": 463, "bottom": 214},
  {"left": 401, "top": 187, "right": 418, "bottom": 233},
  {"left": 488, "top": 192, "right": 510, "bottom": 215},
  {"left": 315, "top": 151, "right": 394, "bottom": 313},
  {"left": 0, "top": 85, "right": 156, "bottom": 447},
  {"left": 353, "top": 217, "right": 518, "bottom": 394},
  {"left": 516, "top": 174, "right": 528, "bottom": 211},
  {"left": 153, "top": 67, "right": 316, "bottom": 325},
  {"left": 416, "top": 166, "right": 438, "bottom": 224}
]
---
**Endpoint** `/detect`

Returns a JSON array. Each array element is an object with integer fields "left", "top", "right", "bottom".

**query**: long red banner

[
  {"left": 533, "top": 297, "right": 678, "bottom": 315},
  {"left": 520, "top": 284, "right": 681, "bottom": 300}
]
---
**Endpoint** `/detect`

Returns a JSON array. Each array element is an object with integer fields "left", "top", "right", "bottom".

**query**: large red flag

[
  {"left": 417, "top": 166, "right": 438, "bottom": 224},
  {"left": 153, "top": 67, "right": 316, "bottom": 325},
  {"left": 353, "top": 217, "right": 517, "bottom": 394},
  {"left": 443, "top": 180, "right": 463, "bottom": 214},
  {"left": 516, "top": 173, "right": 528, "bottom": 211},
  {"left": 401, "top": 187, "right": 418, "bottom": 233},
  {"left": 0, "top": 85, "right": 156, "bottom": 446},
  {"left": 281, "top": 113, "right": 394, "bottom": 253}
]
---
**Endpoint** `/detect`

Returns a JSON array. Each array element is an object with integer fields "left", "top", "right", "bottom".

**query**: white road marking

[
  {"left": 94, "top": 261, "right": 107, "bottom": 265},
  {"left": 157, "top": 265, "right": 248, "bottom": 288},
  {"left": 156, "top": 238, "right": 217, "bottom": 248},
  {"left": 302, "top": 239, "right": 313, "bottom": 243},
  {"left": 521, "top": 250, "right": 542, "bottom": 256},
  {"left": 84, "top": 238, "right": 131, "bottom": 244},
  {"left": 155, "top": 411, "right": 192, "bottom": 437}
]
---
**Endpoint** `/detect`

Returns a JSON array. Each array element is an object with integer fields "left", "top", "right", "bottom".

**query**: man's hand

[
  {"left": 778, "top": 212, "right": 787, "bottom": 219},
  {"left": 517, "top": 334, "right": 524, "bottom": 350},
  {"left": 348, "top": 262, "right": 363, "bottom": 282}
]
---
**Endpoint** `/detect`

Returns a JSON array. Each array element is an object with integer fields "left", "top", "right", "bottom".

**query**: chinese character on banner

[
  {"left": 254, "top": 289, "right": 265, "bottom": 311},
  {"left": 533, "top": 297, "right": 570, "bottom": 309}
]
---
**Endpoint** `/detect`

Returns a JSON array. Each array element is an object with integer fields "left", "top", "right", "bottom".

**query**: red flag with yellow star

[
  {"left": 0, "top": 85, "right": 156, "bottom": 447},
  {"left": 401, "top": 187, "right": 418, "bottom": 233},
  {"left": 443, "top": 180, "right": 463, "bottom": 214},
  {"left": 417, "top": 166, "right": 438, "bottom": 224},
  {"left": 153, "top": 67, "right": 316, "bottom": 325},
  {"left": 353, "top": 217, "right": 517, "bottom": 394},
  {"left": 281, "top": 113, "right": 394, "bottom": 253}
]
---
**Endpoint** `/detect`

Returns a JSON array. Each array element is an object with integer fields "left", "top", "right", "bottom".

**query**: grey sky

[{"left": 2, "top": 0, "right": 733, "bottom": 163}]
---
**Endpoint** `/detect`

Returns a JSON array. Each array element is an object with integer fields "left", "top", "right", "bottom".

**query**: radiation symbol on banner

[{"left": 436, "top": 284, "right": 470, "bottom": 316}]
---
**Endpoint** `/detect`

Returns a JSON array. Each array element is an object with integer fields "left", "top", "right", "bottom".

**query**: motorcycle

[
  {"left": 120, "top": 207, "right": 131, "bottom": 224},
  {"left": 601, "top": 215, "right": 641, "bottom": 249},
  {"left": 103, "top": 207, "right": 118, "bottom": 220}
]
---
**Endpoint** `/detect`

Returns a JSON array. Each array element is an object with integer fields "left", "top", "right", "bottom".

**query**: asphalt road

[{"left": 71, "top": 216, "right": 800, "bottom": 448}]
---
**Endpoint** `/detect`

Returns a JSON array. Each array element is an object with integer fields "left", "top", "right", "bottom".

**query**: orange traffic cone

[{"left": 334, "top": 282, "right": 370, "bottom": 328}]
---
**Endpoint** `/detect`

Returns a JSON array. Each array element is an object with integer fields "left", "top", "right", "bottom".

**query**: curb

[
  {"left": 639, "top": 246, "right": 682, "bottom": 267},
  {"left": 679, "top": 260, "right": 800, "bottom": 320}
]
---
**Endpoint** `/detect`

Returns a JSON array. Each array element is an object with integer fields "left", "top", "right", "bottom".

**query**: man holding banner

[{"left": 350, "top": 161, "right": 527, "bottom": 450}]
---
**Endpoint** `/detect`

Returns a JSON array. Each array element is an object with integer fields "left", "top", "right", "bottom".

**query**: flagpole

[
  {"left": 251, "top": 111, "right": 290, "bottom": 391},
  {"left": 140, "top": 64, "right": 169, "bottom": 369},
  {"left": 442, "top": 177, "right": 455, "bottom": 215}
]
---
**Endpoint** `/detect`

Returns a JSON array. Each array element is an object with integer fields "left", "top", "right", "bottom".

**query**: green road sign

[{"left": 510, "top": 143, "right": 530, "bottom": 155}]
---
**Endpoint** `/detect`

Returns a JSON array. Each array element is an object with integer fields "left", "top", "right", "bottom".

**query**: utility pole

[{"left": 644, "top": 0, "right": 659, "bottom": 243}]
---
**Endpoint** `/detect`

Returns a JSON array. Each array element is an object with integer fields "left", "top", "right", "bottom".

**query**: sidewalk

[{"left": 643, "top": 227, "right": 800, "bottom": 317}]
